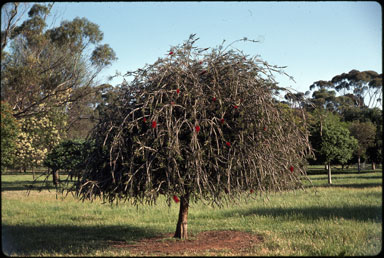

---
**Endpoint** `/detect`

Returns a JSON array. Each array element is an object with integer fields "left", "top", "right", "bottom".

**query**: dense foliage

[
  {"left": 0, "top": 101, "right": 20, "bottom": 168},
  {"left": 310, "top": 113, "right": 358, "bottom": 167},
  {"left": 44, "top": 139, "right": 95, "bottom": 174}
]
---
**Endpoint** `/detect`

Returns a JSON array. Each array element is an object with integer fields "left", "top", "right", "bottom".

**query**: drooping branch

[{"left": 73, "top": 35, "right": 312, "bottom": 206}]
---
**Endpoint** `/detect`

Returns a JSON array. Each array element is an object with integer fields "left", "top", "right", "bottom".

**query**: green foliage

[
  {"left": 91, "top": 44, "right": 117, "bottom": 67},
  {"left": 44, "top": 139, "right": 95, "bottom": 173},
  {"left": 0, "top": 101, "right": 20, "bottom": 168},
  {"left": 366, "top": 118, "right": 382, "bottom": 165},
  {"left": 348, "top": 121, "right": 376, "bottom": 159},
  {"left": 310, "top": 112, "right": 358, "bottom": 165}
]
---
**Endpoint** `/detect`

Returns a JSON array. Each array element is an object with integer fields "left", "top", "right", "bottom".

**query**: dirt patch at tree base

[{"left": 110, "top": 230, "right": 264, "bottom": 256}]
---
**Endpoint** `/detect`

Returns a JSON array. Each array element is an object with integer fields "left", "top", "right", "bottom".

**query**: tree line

[
  {"left": 1, "top": 3, "right": 382, "bottom": 179},
  {"left": 283, "top": 69, "right": 382, "bottom": 182}
]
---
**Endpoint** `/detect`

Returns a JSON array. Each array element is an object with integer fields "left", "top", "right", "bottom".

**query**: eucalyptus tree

[
  {"left": 309, "top": 70, "right": 382, "bottom": 109},
  {"left": 1, "top": 3, "right": 116, "bottom": 169},
  {"left": 1, "top": 3, "right": 117, "bottom": 119}
]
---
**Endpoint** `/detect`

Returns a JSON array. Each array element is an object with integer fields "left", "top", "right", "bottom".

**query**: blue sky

[{"left": 46, "top": 1, "right": 382, "bottom": 94}]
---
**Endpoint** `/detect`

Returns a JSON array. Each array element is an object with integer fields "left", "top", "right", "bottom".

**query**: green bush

[
  {"left": 44, "top": 139, "right": 95, "bottom": 176},
  {"left": 1, "top": 101, "right": 20, "bottom": 169}
]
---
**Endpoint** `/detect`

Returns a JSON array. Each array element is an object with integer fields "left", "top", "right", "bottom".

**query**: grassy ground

[{"left": 1, "top": 167, "right": 382, "bottom": 256}]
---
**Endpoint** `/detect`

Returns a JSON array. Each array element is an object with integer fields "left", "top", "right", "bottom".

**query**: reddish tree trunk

[{"left": 174, "top": 193, "right": 190, "bottom": 239}]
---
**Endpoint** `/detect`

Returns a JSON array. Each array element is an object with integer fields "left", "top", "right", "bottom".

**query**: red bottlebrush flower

[
  {"left": 233, "top": 105, "right": 238, "bottom": 109},
  {"left": 143, "top": 117, "right": 147, "bottom": 122},
  {"left": 195, "top": 125, "right": 200, "bottom": 133},
  {"left": 290, "top": 166, "right": 294, "bottom": 173},
  {"left": 220, "top": 118, "right": 225, "bottom": 124},
  {"left": 199, "top": 61, "right": 203, "bottom": 64},
  {"left": 171, "top": 101, "right": 175, "bottom": 106},
  {"left": 152, "top": 121, "right": 157, "bottom": 128},
  {"left": 173, "top": 195, "right": 180, "bottom": 203},
  {"left": 264, "top": 127, "right": 267, "bottom": 131},
  {"left": 226, "top": 141, "right": 231, "bottom": 147},
  {"left": 212, "top": 97, "right": 216, "bottom": 102},
  {"left": 250, "top": 189, "right": 254, "bottom": 194},
  {"left": 169, "top": 51, "right": 174, "bottom": 55},
  {"left": 176, "top": 88, "right": 180, "bottom": 94}
]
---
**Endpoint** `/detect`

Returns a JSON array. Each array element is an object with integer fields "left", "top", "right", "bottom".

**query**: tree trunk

[
  {"left": 372, "top": 162, "right": 376, "bottom": 170},
  {"left": 357, "top": 156, "right": 361, "bottom": 173},
  {"left": 174, "top": 193, "right": 190, "bottom": 239},
  {"left": 52, "top": 169, "right": 59, "bottom": 186},
  {"left": 327, "top": 162, "right": 332, "bottom": 184}
]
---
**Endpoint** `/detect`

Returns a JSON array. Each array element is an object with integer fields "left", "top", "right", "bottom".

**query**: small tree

[
  {"left": 311, "top": 113, "right": 358, "bottom": 183},
  {"left": 73, "top": 35, "right": 312, "bottom": 239},
  {"left": 44, "top": 139, "right": 95, "bottom": 186},
  {"left": 348, "top": 121, "right": 376, "bottom": 172}
]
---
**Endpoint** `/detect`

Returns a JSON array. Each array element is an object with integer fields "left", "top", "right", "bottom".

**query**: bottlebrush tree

[{"left": 73, "top": 35, "right": 312, "bottom": 239}]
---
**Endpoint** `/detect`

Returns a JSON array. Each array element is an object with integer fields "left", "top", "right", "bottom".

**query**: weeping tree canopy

[{"left": 74, "top": 35, "right": 311, "bottom": 207}]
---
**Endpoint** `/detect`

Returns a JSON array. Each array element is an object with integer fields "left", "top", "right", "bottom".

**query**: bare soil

[{"left": 109, "top": 230, "right": 264, "bottom": 256}]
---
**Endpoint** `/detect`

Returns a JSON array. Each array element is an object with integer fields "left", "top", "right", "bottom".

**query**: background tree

[
  {"left": 309, "top": 69, "right": 382, "bottom": 109},
  {"left": 69, "top": 35, "right": 312, "bottom": 239},
  {"left": 1, "top": 101, "right": 20, "bottom": 171},
  {"left": 1, "top": 3, "right": 116, "bottom": 171},
  {"left": 44, "top": 139, "right": 95, "bottom": 186},
  {"left": 306, "top": 70, "right": 382, "bottom": 172},
  {"left": 65, "top": 84, "right": 114, "bottom": 139},
  {"left": 1, "top": 4, "right": 116, "bottom": 119},
  {"left": 348, "top": 121, "right": 376, "bottom": 173},
  {"left": 1, "top": 2, "right": 30, "bottom": 51},
  {"left": 13, "top": 109, "right": 64, "bottom": 174},
  {"left": 309, "top": 112, "right": 358, "bottom": 183}
]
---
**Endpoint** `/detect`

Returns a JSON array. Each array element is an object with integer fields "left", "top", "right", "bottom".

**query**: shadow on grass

[
  {"left": 2, "top": 224, "right": 161, "bottom": 256},
  {"left": 308, "top": 175, "right": 382, "bottom": 180},
  {"left": 321, "top": 182, "right": 382, "bottom": 189},
  {"left": 306, "top": 170, "right": 381, "bottom": 175},
  {"left": 1, "top": 181, "right": 57, "bottom": 191},
  {"left": 224, "top": 205, "right": 382, "bottom": 223},
  {"left": 304, "top": 182, "right": 382, "bottom": 189}
]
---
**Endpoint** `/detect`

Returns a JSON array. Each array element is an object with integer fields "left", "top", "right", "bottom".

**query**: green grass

[{"left": 1, "top": 168, "right": 382, "bottom": 256}]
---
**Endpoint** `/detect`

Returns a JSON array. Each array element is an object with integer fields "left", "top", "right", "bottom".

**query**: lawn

[{"left": 1, "top": 167, "right": 382, "bottom": 256}]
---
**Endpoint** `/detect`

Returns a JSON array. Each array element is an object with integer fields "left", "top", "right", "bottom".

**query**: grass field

[{"left": 1, "top": 166, "right": 382, "bottom": 256}]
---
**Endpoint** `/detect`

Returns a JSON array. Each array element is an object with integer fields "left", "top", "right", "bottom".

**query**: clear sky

[{"left": 46, "top": 1, "right": 381, "bottom": 94}]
